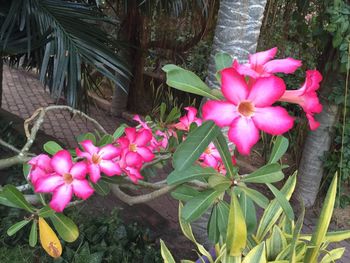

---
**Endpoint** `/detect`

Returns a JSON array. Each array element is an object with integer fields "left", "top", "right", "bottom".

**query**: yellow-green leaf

[
  {"left": 320, "top": 248, "right": 345, "bottom": 263},
  {"left": 226, "top": 191, "right": 247, "bottom": 256},
  {"left": 160, "top": 239, "right": 176, "bottom": 263},
  {"left": 304, "top": 174, "right": 338, "bottom": 262},
  {"left": 242, "top": 242, "right": 267, "bottom": 263}
]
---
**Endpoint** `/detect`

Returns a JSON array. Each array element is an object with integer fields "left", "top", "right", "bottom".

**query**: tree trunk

[
  {"left": 0, "top": 58, "right": 3, "bottom": 108},
  {"left": 206, "top": 0, "right": 267, "bottom": 89},
  {"left": 193, "top": 0, "right": 267, "bottom": 248}
]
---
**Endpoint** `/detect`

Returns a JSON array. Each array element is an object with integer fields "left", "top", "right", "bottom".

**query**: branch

[{"left": 111, "top": 184, "right": 177, "bottom": 206}]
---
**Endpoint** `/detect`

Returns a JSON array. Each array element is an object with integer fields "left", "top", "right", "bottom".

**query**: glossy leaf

[
  {"left": 98, "top": 134, "right": 114, "bottom": 146},
  {"left": 216, "top": 201, "right": 229, "bottom": 238},
  {"left": 112, "top": 124, "right": 127, "bottom": 139},
  {"left": 239, "top": 192, "right": 257, "bottom": 234},
  {"left": 167, "top": 165, "right": 218, "bottom": 185},
  {"left": 173, "top": 121, "right": 220, "bottom": 171},
  {"left": 208, "top": 174, "right": 231, "bottom": 192},
  {"left": 320, "top": 248, "right": 345, "bottom": 263},
  {"left": 38, "top": 206, "right": 55, "bottom": 218},
  {"left": 29, "top": 220, "right": 38, "bottom": 247},
  {"left": 289, "top": 204, "right": 304, "bottom": 263},
  {"left": 304, "top": 174, "right": 338, "bottom": 262},
  {"left": 2, "top": 185, "right": 35, "bottom": 212},
  {"left": 226, "top": 191, "right": 247, "bottom": 256},
  {"left": 171, "top": 185, "right": 200, "bottom": 202},
  {"left": 266, "top": 226, "right": 287, "bottom": 260},
  {"left": 182, "top": 189, "right": 221, "bottom": 222},
  {"left": 208, "top": 205, "right": 220, "bottom": 243},
  {"left": 241, "top": 164, "right": 284, "bottom": 184},
  {"left": 50, "top": 213, "right": 79, "bottom": 242},
  {"left": 268, "top": 136, "right": 289, "bottom": 164},
  {"left": 92, "top": 180, "right": 110, "bottom": 196},
  {"left": 163, "top": 64, "right": 220, "bottom": 100},
  {"left": 43, "top": 141, "right": 63, "bottom": 155},
  {"left": 7, "top": 220, "right": 31, "bottom": 236},
  {"left": 0, "top": 191, "right": 21, "bottom": 209},
  {"left": 214, "top": 132, "right": 236, "bottom": 179},
  {"left": 238, "top": 185, "right": 269, "bottom": 209},
  {"left": 215, "top": 52, "right": 233, "bottom": 72}
]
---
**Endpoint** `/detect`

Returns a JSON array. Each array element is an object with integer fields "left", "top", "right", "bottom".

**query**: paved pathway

[
  {"left": 2, "top": 65, "right": 120, "bottom": 148},
  {"left": 2, "top": 65, "right": 350, "bottom": 262}
]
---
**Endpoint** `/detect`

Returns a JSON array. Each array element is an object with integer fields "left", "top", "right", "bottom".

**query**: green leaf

[
  {"left": 320, "top": 248, "right": 345, "bottom": 263},
  {"left": 289, "top": 204, "right": 304, "bottom": 263},
  {"left": 208, "top": 174, "right": 231, "bottom": 192},
  {"left": 112, "top": 124, "right": 127, "bottom": 139},
  {"left": 160, "top": 239, "right": 176, "bottom": 263},
  {"left": 256, "top": 174, "right": 296, "bottom": 241},
  {"left": 167, "top": 165, "right": 218, "bottom": 185},
  {"left": 0, "top": 191, "right": 21, "bottom": 209},
  {"left": 92, "top": 180, "right": 110, "bottom": 196},
  {"left": 241, "top": 164, "right": 284, "bottom": 184},
  {"left": 98, "top": 134, "right": 114, "bottom": 146},
  {"left": 266, "top": 226, "right": 287, "bottom": 260},
  {"left": 226, "top": 190, "right": 247, "bottom": 256},
  {"left": 242, "top": 242, "right": 267, "bottom": 263},
  {"left": 216, "top": 201, "right": 229, "bottom": 238},
  {"left": 173, "top": 121, "right": 220, "bottom": 171},
  {"left": 50, "top": 213, "right": 79, "bottom": 242},
  {"left": 239, "top": 192, "right": 257, "bottom": 234},
  {"left": 23, "top": 163, "right": 30, "bottom": 178},
  {"left": 29, "top": 220, "right": 38, "bottom": 247},
  {"left": 268, "top": 136, "right": 289, "bottom": 164},
  {"left": 162, "top": 64, "right": 220, "bottom": 100},
  {"left": 266, "top": 183, "right": 294, "bottom": 221},
  {"left": 43, "top": 141, "right": 63, "bottom": 155},
  {"left": 214, "top": 132, "right": 236, "bottom": 179},
  {"left": 215, "top": 52, "right": 233, "bottom": 72},
  {"left": 77, "top": 133, "right": 96, "bottom": 144},
  {"left": 304, "top": 174, "right": 338, "bottom": 262},
  {"left": 182, "top": 189, "right": 221, "bottom": 222},
  {"left": 7, "top": 220, "right": 31, "bottom": 236},
  {"left": 3, "top": 185, "right": 35, "bottom": 212},
  {"left": 171, "top": 185, "right": 200, "bottom": 201},
  {"left": 208, "top": 205, "right": 220, "bottom": 244},
  {"left": 38, "top": 206, "right": 55, "bottom": 218},
  {"left": 238, "top": 186, "right": 269, "bottom": 209}
]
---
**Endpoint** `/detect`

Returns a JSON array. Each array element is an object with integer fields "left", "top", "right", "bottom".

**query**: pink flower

[
  {"left": 202, "top": 68, "right": 294, "bottom": 155},
  {"left": 34, "top": 150, "right": 94, "bottom": 212},
  {"left": 279, "top": 70, "right": 323, "bottom": 130},
  {"left": 174, "top": 107, "right": 202, "bottom": 131},
  {"left": 123, "top": 166, "right": 144, "bottom": 183},
  {"left": 118, "top": 127, "right": 155, "bottom": 167},
  {"left": 199, "top": 143, "right": 221, "bottom": 168},
  {"left": 233, "top": 47, "right": 302, "bottom": 78},
  {"left": 76, "top": 140, "right": 122, "bottom": 183},
  {"left": 28, "top": 154, "right": 53, "bottom": 184}
]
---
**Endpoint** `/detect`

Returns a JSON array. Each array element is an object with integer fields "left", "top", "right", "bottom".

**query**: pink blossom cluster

[
  {"left": 203, "top": 47, "right": 322, "bottom": 155},
  {"left": 28, "top": 122, "right": 169, "bottom": 212}
]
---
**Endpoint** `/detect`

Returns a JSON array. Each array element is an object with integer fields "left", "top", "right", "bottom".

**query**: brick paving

[{"left": 2, "top": 65, "right": 350, "bottom": 261}]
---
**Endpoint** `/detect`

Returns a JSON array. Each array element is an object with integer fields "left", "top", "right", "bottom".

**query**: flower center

[
  {"left": 63, "top": 173, "right": 73, "bottom": 184},
  {"left": 238, "top": 101, "right": 255, "bottom": 117},
  {"left": 204, "top": 147, "right": 211, "bottom": 154},
  {"left": 92, "top": 153, "right": 101, "bottom": 164},
  {"left": 129, "top": 143, "right": 137, "bottom": 152}
]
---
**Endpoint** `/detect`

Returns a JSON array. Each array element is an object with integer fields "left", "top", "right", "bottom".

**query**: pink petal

[
  {"left": 221, "top": 68, "right": 249, "bottom": 104},
  {"left": 125, "top": 152, "right": 143, "bottom": 166},
  {"left": 51, "top": 150, "right": 73, "bottom": 175},
  {"left": 248, "top": 76, "right": 286, "bottom": 107},
  {"left": 118, "top": 137, "right": 130, "bottom": 149},
  {"left": 253, "top": 106, "right": 294, "bottom": 135},
  {"left": 34, "top": 175, "right": 64, "bottom": 193},
  {"left": 70, "top": 161, "right": 87, "bottom": 179},
  {"left": 72, "top": 179, "right": 94, "bottom": 199},
  {"left": 29, "top": 167, "right": 47, "bottom": 185},
  {"left": 80, "top": 140, "right": 99, "bottom": 155},
  {"left": 99, "top": 160, "right": 122, "bottom": 176},
  {"left": 136, "top": 147, "right": 155, "bottom": 162},
  {"left": 306, "top": 113, "right": 320, "bottom": 130},
  {"left": 125, "top": 127, "right": 137, "bottom": 142},
  {"left": 233, "top": 60, "right": 261, "bottom": 79},
  {"left": 228, "top": 117, "right": 260, "bottom": 155},
  {"left": 76, "top": 148, "right": 92, "bottom": 160},
  {"left": 29, "top": 154, "right": 53, "bottom": 173},
  {"left": 99, "top": 144, "right": 121, "bottom": 159},
  {"left": 303, "top": 70, "right": 323, "bottom": 92},
  {"left": 203, "top": 154, "right": 219, "bottom": 168},
  {"left": 50, "top": 185, "right": 73, "bottom": 212},
  {"left": 174, "top": 122, "right": 187, "bottom": 131},
  {"left": 133, "top": 115, "right": 151, "bottom": 130},
  {"left": 184, "top": 107, "right": 198, "bottom": 123},
  {"left": 249, "top": 47, "right": 277, "bottom": 66},
  {"left": 202, "top": 100, "right": 238, "bottom": 127},
  {"left": 134, "top": 129, "right": 152, "bottom": 146},
  {"left": 124, "top": 167, "right": 143, "bottom": 183},
  {"left": 88, "top": 164, "right": 101, "bottom": 183},
  {"left": 264, "top": 58, "right": 302, "bottom": 74}
]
